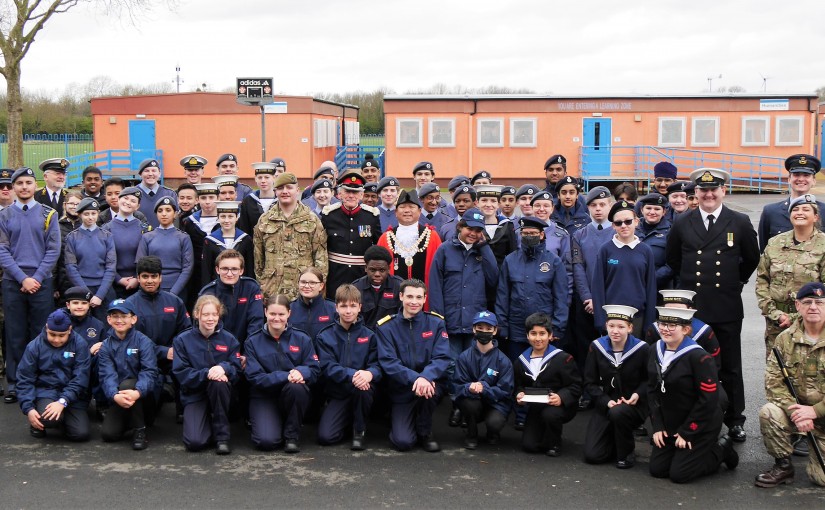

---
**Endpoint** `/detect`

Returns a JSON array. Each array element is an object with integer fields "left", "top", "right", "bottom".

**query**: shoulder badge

[
  {"left": 377, "top": 314, "right": 394, "bottom": 326},
  {"left": 360, "top": 204, "right": 380, "bottom": 216},
  {"left": 321, "top": 202, "right": 342, "bottom": 215},
  {"left": 428, "top": 311, "right": 445, "bottom": 320}
]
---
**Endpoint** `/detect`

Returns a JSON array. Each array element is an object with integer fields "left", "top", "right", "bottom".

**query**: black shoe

[
  {"left": 514, "top": 421, "right": 525, "bottom": 431},
  {"left": 216, "top": 441, "right": 231, "bottom": 455},
  {"left": 4, "top": 390, "right": 17, "bottom": 404},
  {"left": 419, "top": 435, "right": 441, "bottom": 452},
  {"left": 546, "top": 446, "right": 561, "bottom": 457},
  {"left": 351, "top": 431, "right": 366, "bottom": 451},
  {"left": 792, "top": 436, "right": 809, "bottom": 457},
  {"left": 486, "top": 433, "right": 500, "bottom": 446},
  {"left": 176, "top": 413, "right": 184, "bottom": 425},
  {"left": 464, "top": 436, "right": 478, "bottom": 450},
  {"left": 284, "top": 439, "right": 300, "bottom": 454},
  {"left": 95, "top": 408, "right": 107, "bottom": 422},
  {"left": 616, "top": 453, "right": 636, "bottom": 469},
  {"left": 30, "top": 426, "right": 45, "bottom": 438},
  {"left": 728, "top": 425, "right": 746, "bottom": 443},
  {"left": 132, "top": 427, "right": 148, "bottom": 451},
  {"left": 633, "top": 425, "right": 648, "bottom": 437},
  {"left": 0, "top": 386, "right": 4, "bottom": 397},
  {"left": 448, "top": 408, "right": 462, "bottom": 427},
  {"left": 755, "top": 457, "right": 794, "bottom": 487},
  {"left": 718, "top": 435, "right": 739, "bottom": 470},
  {"left": 578, "top": 397, "right": 592, "bottom": 411}
]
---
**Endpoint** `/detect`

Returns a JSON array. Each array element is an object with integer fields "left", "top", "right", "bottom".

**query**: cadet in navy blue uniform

[
  {"left": 496, "top": 217, "right": 568, "bottom": 360},
  {"left": 362, "top": 182, "right": 379, "bottom": 208},
  {"left": 418, "top": 183, "right": 449, "bottom": 233},
  {"left": 316, "top": 285, "right": 382, "bottom": 450},
  {"left": 453, "top": 311, "right": 514, "bottom": 450},
  {"left": 648, "top": 306, "right": 738, "bottom": 483},
  {"left": 665, "top": 181, "right": 691, "bottom": 224},
  {"left": 514, "top": 313, "right": 581, "bottom": 456},
  {"left": 527, "top": 190, "right": 573, "bottom": 301},
  {"left": 352, "top": 246, "right": 403, "bottom": 330},
  {"left": 136, "top": 196, "right": 193, "bottom": 297},
  {"left": 645, "top": 290, "right": 721, "bottom": 370},
  {"left": 301, "top": 164, "right": 336, "bottom": 205},
  {"left": 429, "top": 207, "right": 499, "bottom": 427},
  {"left": 199, "top": 249, "right": 264, "bottom": 347},
  {"left": 102, "top": 186, "right": 153, "bottom": 299},
  {"left": 515, "top": 183, "right": 540, "bottom": 218},
  {"left": 498, "top": 185, "right": 519, "bottom": 225},
  {"left": 63, "top": 197, "right": 116, "bottom": 322},
  {"left": 238, "top": 161, "right": 280, "bottom": 234},
  {"left": 201, "top": 201, "right": 254, "bottom": 286},
  {"left": 583, "top": 305, "right": 649, "bottom": 468},
  {"left": 135, "top": 158, "right": 176, "bottom": 229},
  {"left": 182, "top": 182, "right": 219, "bottom": 309},
  {"left": 0, "top": 167, "right": 61, "bottom": 404},
  {"left": 651, "top": 161, "right": 678, "bottom": 196},
  {"left": 63, "top": 287, "right": 105, "bottom": 414},
  {"left": 376, "top": 176, "right": 400, "bottom": 232},
  {"left": 289, "top": 267, "right": 337, "bottom": 340},
  {"left": 552, "top": 176, "right": 591, "bottom": 235},
  {"left": 215, "top": 153, "right": 254, "bottom": 201},
  {"left": 98, "top": 299, "right": 160, "bottom": 450},
  {"left": 636, "top": 193, "right": 673, "bottom": 289},
  {"left": 475, "top": 185, "right": 518, "bottom": 267},
  {"left": 245, "top": 294, "right": 321, "bottom": 453},
  {"left": 439, "top": 184, "right": 477, "bottom": 242},
  {"left": 173, "top": 295, "right": 242, "bottom": 454},
  {"left": 757, "top": 154, "right": 825, "bottom": 252},
  {"left": 592, "top": 200, "right": 657, "bottom": 337},
  {"left": 376, "top": 279, "right": 451, "bottom": 452},
  {"left": 17, "top": 309, "right": 91, "bottom": 441},
  {"left": 411, "top": 161, "right": 450, "bottom": 216}
]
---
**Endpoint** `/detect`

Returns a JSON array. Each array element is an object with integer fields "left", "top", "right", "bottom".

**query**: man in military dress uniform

[
  {"left": 254, "top": 173, "right": 327, "bottom": 300},
  {"left": 180, "top": 154, "right": 207, "bottom": 185},
  {"left": 321, "top": 169, "right": 381, "bottom": 299},
  {"left": 758, "top": 154, "right": 825, "bottom": 252},
  {"left": 34, "top": 158, "right": 69, "bottom": 216},
  {"left": 135, "top": 158, "right": 176, "bottom": 229},
  {"left": 665, "top": 167, "right": 759, "bottom": 442},
  {"left": 756, "top": 282, "right": 825, "bottom": 488}
]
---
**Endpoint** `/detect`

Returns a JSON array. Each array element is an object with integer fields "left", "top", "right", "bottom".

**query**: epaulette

[
  {"left": 427, "top": 311, "right": 445, "bottom": 320},
  {"left": 360, "top": 204, "right": 380, "bottom": 216},
  {"left": 160, "top": 185, "right": 175, "bottom": 192},
  {"left": 377, "top": 314, "right": 395, "bottom": 326},
  {"left": 322, "top": 202, "right": 342, "bottom": 215},
  {"left": 553, "top": 226, "right": 568, "bottom": 237}
]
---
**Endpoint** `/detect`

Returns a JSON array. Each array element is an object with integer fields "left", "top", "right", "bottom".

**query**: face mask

[
  {"left": 476, "top": 331, "right": 494, "bottom": 345},
  {"left": 522, "top": 235, "right": 541, "bottom": 248}
]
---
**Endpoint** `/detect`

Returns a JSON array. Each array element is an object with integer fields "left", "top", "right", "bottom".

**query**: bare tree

[{"left": 0, "top": 1, "right": 173, "bottom": 167}]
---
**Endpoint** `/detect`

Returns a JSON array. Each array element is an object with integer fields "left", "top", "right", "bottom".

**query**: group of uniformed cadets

[{"left": 1, "top": 149, "right": 825, "bottom": 487}]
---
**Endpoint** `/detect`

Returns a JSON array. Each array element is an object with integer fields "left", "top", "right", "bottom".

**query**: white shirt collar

[
  {"left": 699, "top": 204, "right": 723, "bottom": 224},
  {"left": 139, "top": 183, "right": 160, "bottom": 194},
  {"left": 612, "top": 235, "right": 641, "bottom": 249}
]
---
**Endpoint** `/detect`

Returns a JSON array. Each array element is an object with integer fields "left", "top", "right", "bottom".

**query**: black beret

[
  {"left": 637, "top": 193, "right": 667, "bottom": 208},
  {"left": 544, "top": 154, "right": 566, "bottom": 170},
  {"left": 64, "top": 286, "right": 92, "bottom": 302},
  {"left": 470, "top": 170, "right": 492, "bottom": 184},
  {"left": 554, "top": 175, "right": 580, "bottom": 194},
  {"left": 154, "top": 196, "right": 178, "bottom": 212},
  {"left": 76, "top": 197, "right": 100, "bottom": 213},
  {"left": 608, "top": 200, "right": 635, "bottom": 221},
  {"left": 363, "top": 183, "right": 378, "bottom": 194},
  {"left": 500, "top": 185, "right": 516, "bottom": 197},
  {"left": 310, "top": 179, "right": 334, "bottom": 194},
  {"left": 217, "top": 153, "right": 237, "bottom": 166},
  {"left": 412, "top": 161, "right": 434, "bottom": 175},
  {"left": 515, "top": 184, "right": 540, "bottom": 199},
  {"left": 529, "top": 190, "right": 553, "bottom": 205},
  {"left": 666, "top": 181, "right": 690, "bottom": 194},
  {"left": 376, "top": 176, "right": 400, "bottom": 192}
]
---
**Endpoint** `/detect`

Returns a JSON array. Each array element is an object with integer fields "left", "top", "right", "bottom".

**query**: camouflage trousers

[
  {"left": 763, "top": 319, "right": 786, "bottom": 360},
  {"left": 759, "top": 402, "right": 825, "bottom": 486}
]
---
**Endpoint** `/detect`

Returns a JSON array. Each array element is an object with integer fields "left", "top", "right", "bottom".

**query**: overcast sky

[{"left": 11, "top": 0, "right": 825, "bottom": 97}]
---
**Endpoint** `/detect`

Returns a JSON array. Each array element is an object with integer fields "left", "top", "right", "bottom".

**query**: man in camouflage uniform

[
  {"left": 756, "top": 282, "right": 825, "bottom": 488},
  {"left": 253, "top": 173, "right": 327, "bottom": 300},
  {"left": 755, "top": 194, "right": 825, "bottom": 358}
]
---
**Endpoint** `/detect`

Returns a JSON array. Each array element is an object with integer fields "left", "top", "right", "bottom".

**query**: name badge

[{"left": 215, "top": 344, "right": 228, "bottom": 352}]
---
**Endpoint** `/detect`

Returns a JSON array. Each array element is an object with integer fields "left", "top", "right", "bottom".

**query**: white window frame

[
  {"left": 658, "top": 117, "right": 686, "bottom": 147},
  {"left": 775, "top": 116, "right": 804, "bottom": 146},
  {"left": 313, "top": 119, "right": 325, "bottom": 148},
  {"left": 510, "top": 117, "right": 537, "bottom": 147},
  {"left": 428, "top": 118, "right": 455, "bottom": 148},
  {"left": 477, "top": 117, "right": 504, "bottom": 148},
  {"left": 691, "top": 116, "right": 720, "bottom": 147},
  {"left": 741, "top": 116, "right": 770, "bottom": 147},
  {"left": 396, "top": 118, "right": 423, "bottom": 148}
]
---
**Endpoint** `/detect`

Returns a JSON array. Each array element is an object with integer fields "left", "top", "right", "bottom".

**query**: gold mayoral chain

[{"left": 386, "top": 228, "right": 433, "bottom": 270}]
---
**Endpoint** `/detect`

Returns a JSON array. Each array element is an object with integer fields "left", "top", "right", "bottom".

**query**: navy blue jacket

[
  {"left": 352, "top": 274, "right": 404, "bottom": 330},
  {"left": 552, "top": 199, "right": 591, "bottom": 236},
  {"left": 16, "top": 331, "right": 91, "bottom": 414},
  {"left": 316, "top": 318, "right": 382, "bottom": 399},
  {"left": 571, "top": 222, "right": 614, "bottom": 301},
  {"left": 199, "top": 277, "right": 265, "bottom": 346},
  {"left": 636, "top": 218, "right": 673, "bottom": 289},
  {"left": 453, "top": 342, "right": 514, "bottom": 416},
  {"left": 495, "top": 243, "right": 568, "bottom": 341},
  {"left": 376, "top": 311, "right": 451, "bottom": 402},
  {"left": 244, "top": 325, "right": 320, "bottom": 398},
  {"left": 428, "top": 238, "right": 498, "bottom": 334},
  {"left": 126, "top": 288, "right": 190, "bottom": 361},
  {"left": 172, "top": 325, "right": 242, "bottom": 406},
  {"left": 97, "top": 327, "right": 159, "bottom": 402},
  {"left": 289, "top": 296, "right": 337, "bottom": 342},
  {"left": 517, "top": 220, "right": 573, "bottom": 300},
  {"left": 68, "top": 312, "right": 105, "bottom": 348},
  {"left": 584, "top": 335, "right": 649, "bottom": 410}
]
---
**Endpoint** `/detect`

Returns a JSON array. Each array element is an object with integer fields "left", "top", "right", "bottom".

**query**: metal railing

[
  {"left": 65, "top": 149, "right": 164, "bottom": 187},
  {"left": 335, "top": 145, "right": 386, "bottom": 176},
  {"left": 579, "top": 146, "right": 786, "bottom": 193},
  {"left": 0, "top": 133, "right": 95, "bottom": 171}
]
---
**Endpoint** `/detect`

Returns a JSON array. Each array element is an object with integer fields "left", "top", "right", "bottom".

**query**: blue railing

[
  {"left": 65, "top": 149, "right": 164, "bottom": 187},
  {"left": 579, "top": 146, "right": 786, "bottom": 194},
  {"left": 0, "top": 133, "right": 95, "bottom": 171},
  {"left": 335, "top": 145, "right": 386, "bottom": 177}
]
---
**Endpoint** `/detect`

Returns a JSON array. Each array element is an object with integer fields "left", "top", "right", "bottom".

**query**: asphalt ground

[{"left": 1, "top": 192, "right": 824, "bottom": 509}]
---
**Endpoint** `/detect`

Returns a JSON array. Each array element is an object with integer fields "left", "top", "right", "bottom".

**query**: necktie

[
  {"left": 426, "top": 213, "right": 434, "bottom": 220},
  {"left": 52, "top": 192, "right": 58, "bottom": 208},
  {"left": 597, "top": 224, "right": 603, "bottom": 230},
  {"left": 22, "top": 204, "right": 28, "bottom": 211},
  {"left": 149, "top": 190, "right": 156, "bottom": 197},
  {"left": 707, "top": 214, "right": 715, "bottom": 231}
]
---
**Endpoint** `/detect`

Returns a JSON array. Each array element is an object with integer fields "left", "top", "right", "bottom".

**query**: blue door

[
  {"left": 821, "top": 119, "right": 825, "bottom": 163},
  {"left": 582, "top": 118, "right": 612, "bottom": 178},
  {"left": 129, "top": 120, "right": 156, "bottom": 173}
]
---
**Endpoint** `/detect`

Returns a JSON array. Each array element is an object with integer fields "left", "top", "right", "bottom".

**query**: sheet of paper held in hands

[{"left": 521, "top": 394, "right": 551, "bottom": 404}]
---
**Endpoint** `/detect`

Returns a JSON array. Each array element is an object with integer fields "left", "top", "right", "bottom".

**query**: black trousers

[
  {"left": 389, "top": 385, "right": 445, "bottom": 451},
  {"left": 521, "top": 404, "right": 576, "bottom": 452},
  {"left": 456, "top": 398, "right": 507, "bottom": 438},
  {"left": 649, "top": 429, "right": 724, "bottom": 483},
  {"left": 583, "top": 402, "right": 646, "bottom": 463},
  {"left": 571, "top": 299, "right": 599, "bottom": 375},
  {"left": 707, "top": 320, "right": 745, "bottom": 427},
  {"left": 317, "top": 387, "right": 375, "bottom": 445},
  {"left": 34, "top": 398, "right": 90, "bottom": 442},
  {"left": 182, "top": 381, "right": 232, "bottom": 451},
  {"left": 249, "top": 383, "right": 311, "bottom": 450},
  {"left": 101, "top": 379, "right": 156, "bottom": 442}
]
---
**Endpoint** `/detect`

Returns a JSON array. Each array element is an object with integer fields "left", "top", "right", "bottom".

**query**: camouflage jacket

[
  {"left": 756, "top": 230, "right": 825, "bottom": 322},
  {"left": 253, "top": 202, "right": 327, "bottom": 300},
  {"left": 765, "top": 318, "right": 825, "bottom": 424}
]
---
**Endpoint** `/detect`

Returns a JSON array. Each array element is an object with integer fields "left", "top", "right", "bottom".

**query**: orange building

[
  {"left": 383, "top": 94, "right": 819, "bottom": 189},
  {"left": 89, "top": 92, "right": 359, "bottom": 185}
]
